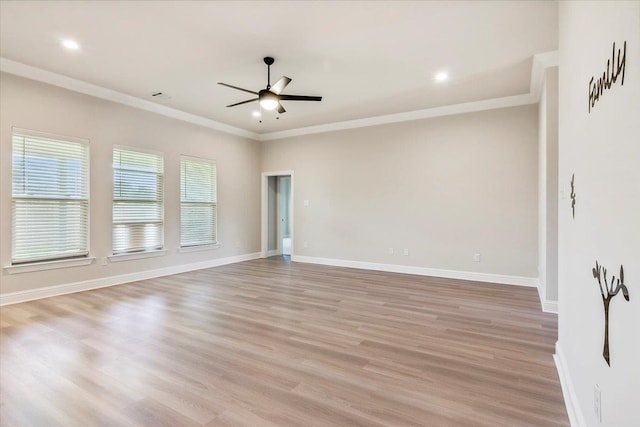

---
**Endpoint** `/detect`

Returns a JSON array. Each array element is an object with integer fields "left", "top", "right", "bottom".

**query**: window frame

[
  {"left": 112, "top": 145, "right": 165, "bottom": 255},
  {"left": 10, "top": 127, "right": 91, "bottom": 266},
  {"left": 180, "top": 155, "right": 218, "bottom": 248}
]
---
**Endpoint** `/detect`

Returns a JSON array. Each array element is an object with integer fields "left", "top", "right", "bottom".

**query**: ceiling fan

[{"left": 218, "top": 57, "right": 322, "bottom": 114}]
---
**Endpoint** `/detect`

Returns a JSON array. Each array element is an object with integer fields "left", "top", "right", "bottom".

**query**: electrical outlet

[
  {"left": 101, "top": 257, "right": 108, "bottom": 266},
  {"left": 403, "top": 248, "right": 409, "bottom": 256},
  {"left": 474, "top": 253, "right": 481, "bottom": 262},
  {"left": 303, "top": 199, "right": 310, "bottom": 207},
  {"left": 388, "top": 247, "right": 394, "bottom": 255},
  {"left": 594, "top": 384, "right": 602, "bottom": 422},
  {"left": 303, "top": 241, "right": 308, "bottom": 248}
]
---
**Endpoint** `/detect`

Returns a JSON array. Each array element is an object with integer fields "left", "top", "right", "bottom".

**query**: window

[
  {"left": 11, "top": 129, "right": 89, "bottom": 264},
  {"left": 113, "top": 147, "right": 164, "bottom": 254},
  {"left": 180, "top": 156, "right": 217, "bottom": 247}
]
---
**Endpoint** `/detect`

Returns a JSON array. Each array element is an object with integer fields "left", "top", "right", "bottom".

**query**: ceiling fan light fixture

[
  {"left": 259, "top": 92, "right": 279, "bottom": 111},
  {"left": 218, "top": 57, "right": 322, "bottom": 115},
  {"left": 260, "top": 99, "right": 278, "bottom": 111}
]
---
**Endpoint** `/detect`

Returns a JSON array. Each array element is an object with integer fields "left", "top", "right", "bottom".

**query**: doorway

[{"left": 261, "top": 171, "right": 293, "bottom": 258}]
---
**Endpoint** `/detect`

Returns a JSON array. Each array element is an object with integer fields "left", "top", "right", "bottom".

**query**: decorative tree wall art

[
  {"left": 592, "top": 261, "right": 630, "bottom": 366},
  {"left": 570, "top": 174, "right": 576, "bottom": 218}
]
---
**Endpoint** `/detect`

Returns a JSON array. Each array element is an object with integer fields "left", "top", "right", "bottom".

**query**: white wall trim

[
  {"left": 176, "top": 243, "right": 221, "bottom": 253},
  {"left": 108, "top": 249, "right": 167, "bottom": 263},
  {"left": 530, "top": 50, "right": 559, "bottom": 102},
  {"left": 261, "top": 171, "right": 295, "bottom": 259},
  {"left": 2, "top": 52, "right": 558, "bottom": 142},
  {"left": 0, "top": 252, "right": 261, "bottom": 306},
  {"left": 541, "top": 299, "right": 558, "bottom": 313},
  {"left": 554, "top": 342, "right": 586, "bottom": 427},
  {"left": 4, "top": 256, "right": 96, "bottom": 274},
  {"left": 0, "top": 58, "right": 258, "bottom": 140},
  {"left": 291, "top": 255, "right": 538, "bottom": 287},
  {"left": 536, "top": 283, "right": 559, "bottom": 313},
  {"left": 258, "top": 93, "right": 536, "bottom": 141}
]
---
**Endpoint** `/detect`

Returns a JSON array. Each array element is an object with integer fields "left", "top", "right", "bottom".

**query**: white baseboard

[
  {"left": 537, "top": 284, "right": 559, "bottom": 313},
  {"left": 554, "top": 342, "right": 586, "bottom": 427},
  {"left": 0, "top": 252, "right": 261, "bottom": 306},
  {"left": 291, "top": 255, "right": 538, "bottom": 287},
  {"left": 542, "top": 300, "right": 558, "bottom": 313},
  {"left": 266, "top": 249, "right": 281, "bottom": 257}
]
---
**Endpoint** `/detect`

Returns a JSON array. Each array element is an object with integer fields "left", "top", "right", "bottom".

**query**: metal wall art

[
  {"left": 570, "top": 173, "right": 576, "bottom": 219},
  {"left": 592, "top": 261, "right": 630, "bottom": 366},
  {"left": 589, "top": 41, "right": 627, "bottom": 113}
]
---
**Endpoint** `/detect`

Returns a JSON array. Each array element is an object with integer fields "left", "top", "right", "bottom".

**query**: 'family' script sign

[{"left": 588, "top": 41, "right": 627, "bottom": 113}]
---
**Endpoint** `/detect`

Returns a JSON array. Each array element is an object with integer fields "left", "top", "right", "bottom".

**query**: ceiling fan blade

[
  {"left": 226, "top": 98, "right": 259, "bottom": 107},
  {"left": 271, "top": 76, "right": 292, "bottom": 95},
  {"left": 218, "top": 82, "right": 258, "bottom": 95},
  {"left": 277, "top": 103, "right": 286, "bottom": 114},
  {"left": 279, "top": 94, "right": 322, "bottom": 102}
]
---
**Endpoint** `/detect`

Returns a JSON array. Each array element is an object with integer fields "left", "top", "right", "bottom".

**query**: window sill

[
  {"left": 4, "top": 257, "right": 96, "bottom": 274},
  {"left": 177, "top": 243, "right": 221, "bottom": 253},
  {"left": 108, "top": 250, "right": 167, "bottom": 263}
]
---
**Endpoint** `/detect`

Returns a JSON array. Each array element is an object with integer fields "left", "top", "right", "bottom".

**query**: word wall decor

[{"left": 588, "top": 41, "right": 627, "bottom": 113}]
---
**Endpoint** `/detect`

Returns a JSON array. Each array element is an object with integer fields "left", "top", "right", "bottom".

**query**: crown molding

[
  {"left": 257, "top": 93, "right": 536, "bottom": 141},
  {"left": 260, "top": 50, "right": 559, "bottom": 141},
  {"left": 1, "top": 51, "right": 558, "bottom": 142},
  {"left": 530, "top": 50, "right": 559, "bottom": 102},
  {"left": 0, "top": 58, "right": 259, "bottom": 140}
]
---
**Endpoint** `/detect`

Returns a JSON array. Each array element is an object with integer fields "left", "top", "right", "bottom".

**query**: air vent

[{"left": 151, "top": 92, "right": 171, "bottom": 100}]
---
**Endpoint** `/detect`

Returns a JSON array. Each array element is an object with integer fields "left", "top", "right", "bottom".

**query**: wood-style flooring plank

[{"left": 0, "top": 257, "right": 568, "bottom": 426}]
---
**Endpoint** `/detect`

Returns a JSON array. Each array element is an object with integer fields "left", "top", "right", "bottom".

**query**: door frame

[{"left": 261, "top": 170, "right": 294, "bottom": 258}]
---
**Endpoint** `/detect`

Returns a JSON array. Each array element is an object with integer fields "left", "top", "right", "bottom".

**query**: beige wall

[
  {"left": 262, "top": 105, "right": 539, "bottom": 278},
  {"left": 558, "top": 2, "right": 639, "bottom": 426},
  {"left": 0, "top": 73, "right": 262, "bottom": 295},
  {"left": 0, "top": 71, "right": 541, "bottom": 297}
]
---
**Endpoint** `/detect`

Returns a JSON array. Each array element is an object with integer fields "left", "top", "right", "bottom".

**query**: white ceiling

[{"left": 0, "top": 1, "right": 558, "bottom": 135}]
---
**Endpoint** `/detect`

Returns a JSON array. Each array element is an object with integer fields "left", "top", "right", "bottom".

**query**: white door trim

[{"left": 261, "top": 171, "right": 294, "bottom": 258}]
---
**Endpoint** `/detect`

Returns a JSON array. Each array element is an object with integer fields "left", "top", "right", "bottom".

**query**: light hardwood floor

[{"left": 0, "top": 257, "right": 568, "bottom": 426}]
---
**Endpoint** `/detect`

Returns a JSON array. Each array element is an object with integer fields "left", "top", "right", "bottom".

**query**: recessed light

[
  {"left": 435, "top": 71, "right": 448, "bottom": 82},
  {"left": 61, "top": 39, "right": 80, "bottom": 50},
  {"left": 252, "top": 111, "right": 261, "bottom": 118}
]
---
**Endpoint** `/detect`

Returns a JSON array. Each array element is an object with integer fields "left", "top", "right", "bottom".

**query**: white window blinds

[
  {"left": 180, "top": 156, "right": 217, "bottom": 247},
  {"left": 11, "top": 130, "right": 89, "bottom": 264},
  {"left": 113, "top": 147, "right": 164, "bottom": 254}
]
